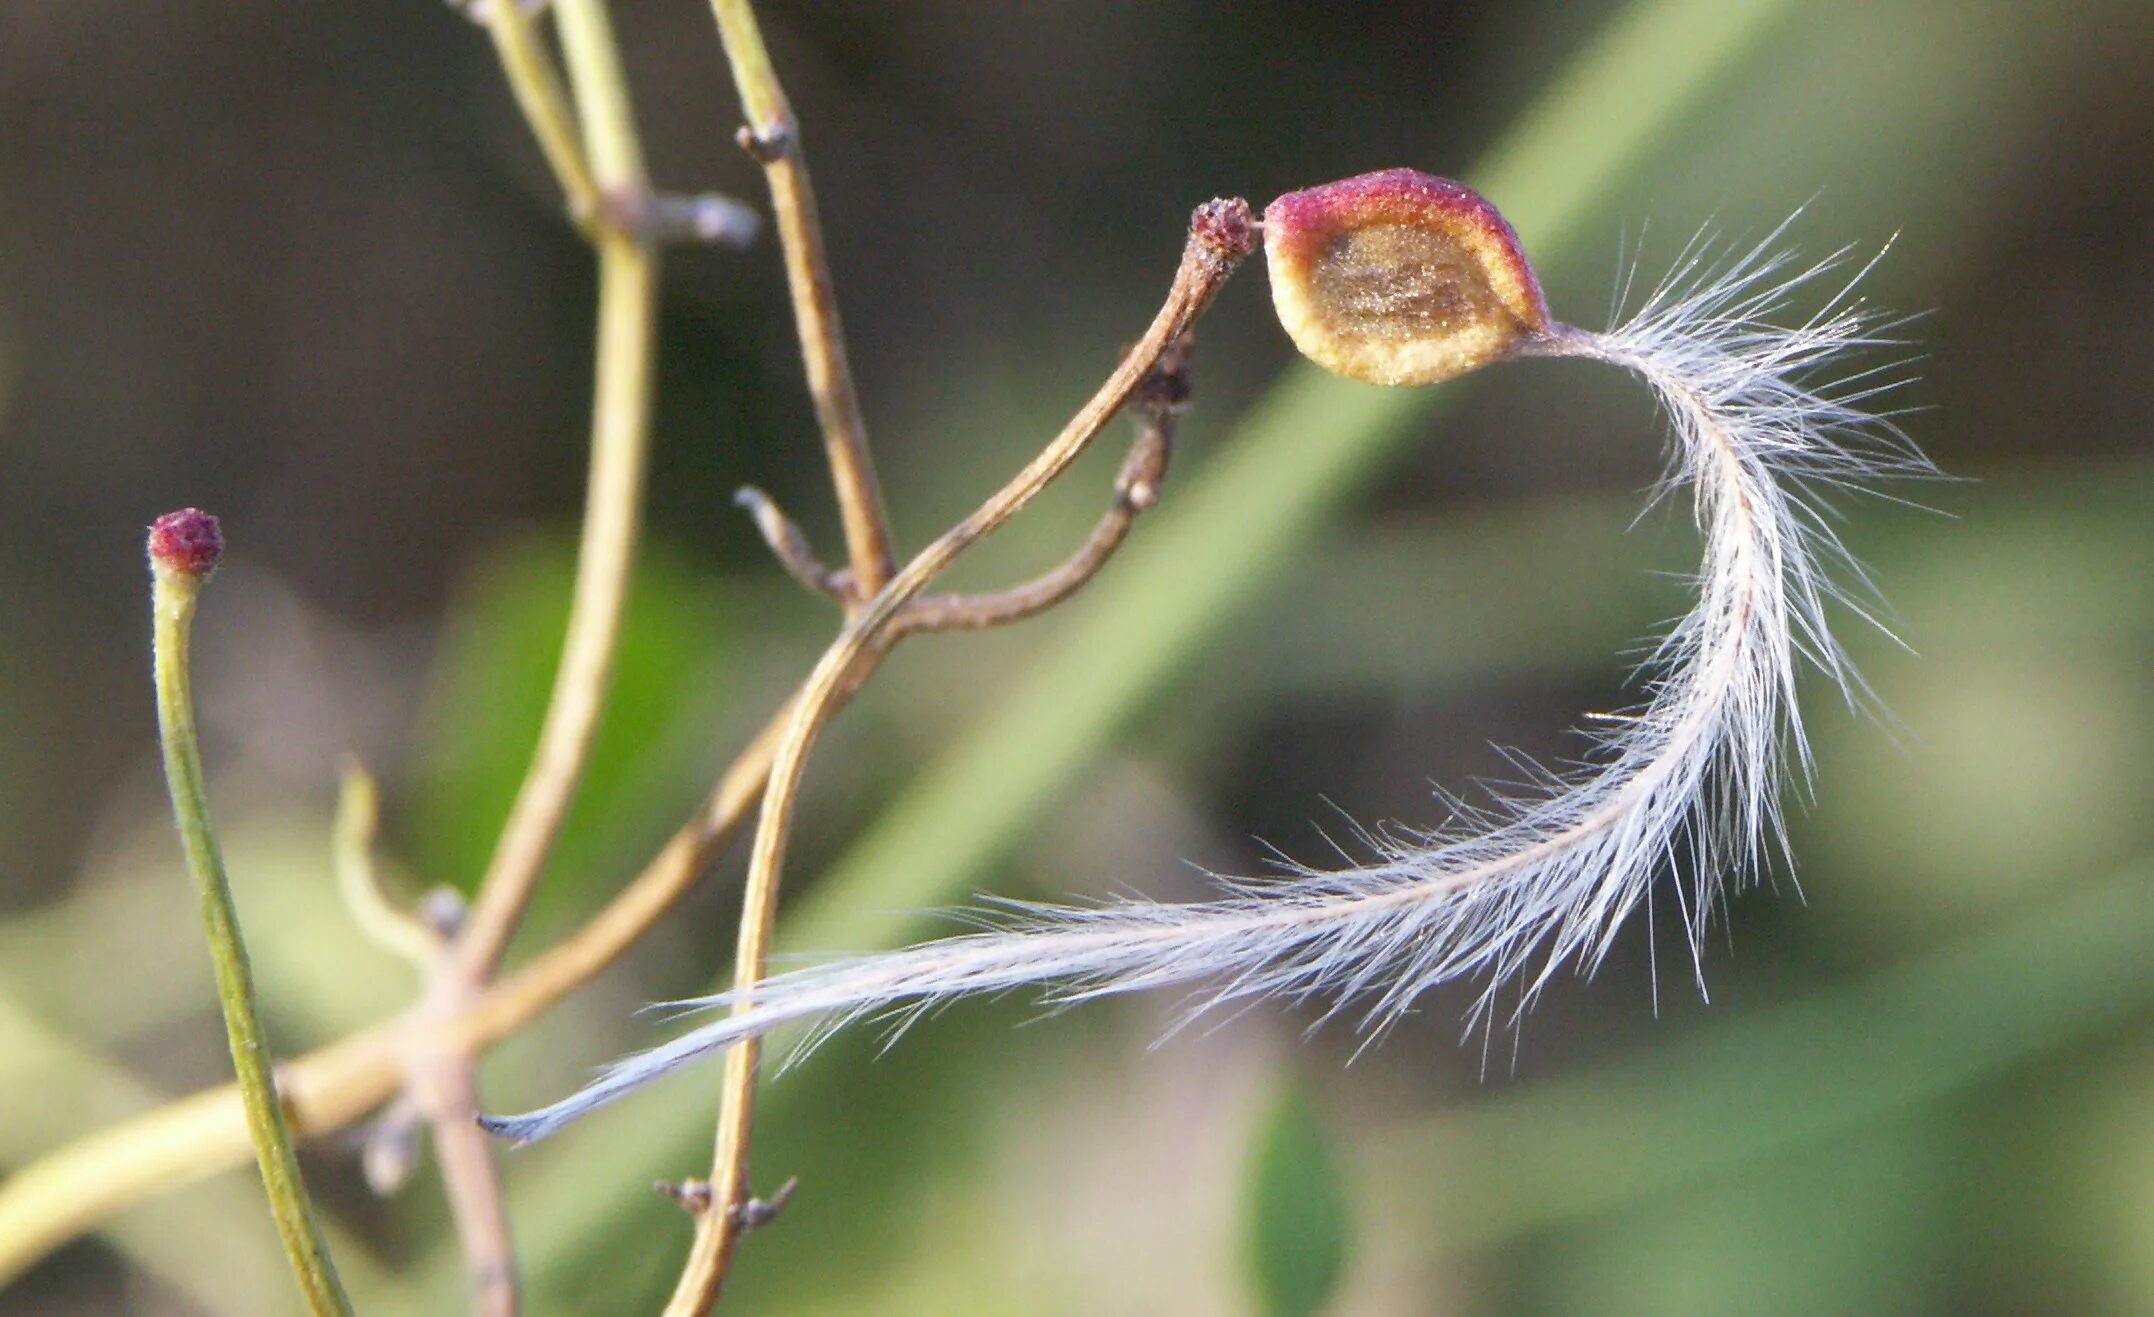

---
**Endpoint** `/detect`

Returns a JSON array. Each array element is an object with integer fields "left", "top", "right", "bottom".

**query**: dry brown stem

[
  {"left": 707, "top": 0, "right": 896, "bottom": 599},
  {"left": 662, "top": 205, "right": 1255, "bottom": 1315},
  {"left": 735, "top": 334, "right": 1191, "bottom": 630},
  {"left": 898, "top": 335, "right": 1191, "bottom": 633}
]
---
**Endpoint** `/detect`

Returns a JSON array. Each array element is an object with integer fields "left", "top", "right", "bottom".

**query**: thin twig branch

[
  {"left": 454, "top": 0, "right": 658, "bottom": 986},
  {"left": 476, "top": 0, "right": 601, "bottom": 229},
  {"left": 332, "top": 760, "right": 443, "bottom": 972},
  {"left": 410, "top": 1025, "right": 519, "bottom": 1317},
  {"left": 707, "top": 0, "right": 896, "bottom": 599},
  {"left": 898, "top": 334, "right": 1191, "bottom": 633},
  {"left": 419, "top": 14, "right": 761, "bottom": 1302},
  {"left": 0, "top": 157, "right": 1249, "bottom": 1317},
  {"left": 661, "top": 204, "right": 1256, "bottom": 1316},
  {"left": 747, "top": 337, "right": 1193, "bottom": 627},
  {"left": 733, "top": 486, "right": 850, "bottom": 602}
]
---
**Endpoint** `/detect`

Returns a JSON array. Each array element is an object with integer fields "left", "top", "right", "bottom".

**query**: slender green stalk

[
  {"left": 149, "top": 520, "right": 353, "bottom": 1317},
  {"left": 482, "top": 0, "right": 600, "bottom": 227},
  {"left": 332, "top": 759, "right": 441, "bottom": 972},
  {"left": 430, "top": 7, "right": 661, "bottom": 1309},
  {"left": 453, "top": 0, "right": 658, "bottom": 984}
]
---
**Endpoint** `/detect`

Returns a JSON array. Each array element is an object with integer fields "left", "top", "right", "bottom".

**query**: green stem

[
  {"left": 452, "top": 0, "right": 658, "bottom": 983},
  {"left": 150, "top": 563, "right": 353, "bottom": 1317},
  {"left": 482, "top": 0, "right": 601, "bottom": 228}
]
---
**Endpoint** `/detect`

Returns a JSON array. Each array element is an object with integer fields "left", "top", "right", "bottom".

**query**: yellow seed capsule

[{"left": 1264, "top": 169, "right": 1550, "bottom": 387}]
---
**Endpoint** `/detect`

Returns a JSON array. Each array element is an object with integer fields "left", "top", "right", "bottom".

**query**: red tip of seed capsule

[
  {"left": 148, "top": 508, "right": 224, "bottom": 579},
  {"left": 1264, "top": 169, "right": 1549, "bottom": 386}
]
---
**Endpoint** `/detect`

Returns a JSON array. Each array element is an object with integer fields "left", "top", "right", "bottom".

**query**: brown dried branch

[
  {"left": 898, "top": 334, "right": 1192, "bottom": 634},
  {"left": 743, "top": 337, "right": 1195, "bottom": 628},
  {"left": 410, "top": 1028, "right": 518, "bottom": 1317},
  {"left": 661, "top": 203, "right": 1257, "bottom": 1316},
  {"left": 733, "top": 486, "right": 851, "bottom": 603},
  {"left": 707, "top": 0, "right": 896, "bottom": 599}
]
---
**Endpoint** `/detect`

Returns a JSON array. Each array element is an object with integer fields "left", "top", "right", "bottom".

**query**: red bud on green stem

[{"left": 148, "top": 507, "right": 225, "bottom": 581}]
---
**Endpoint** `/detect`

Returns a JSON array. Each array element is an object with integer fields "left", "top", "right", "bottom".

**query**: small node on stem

[
  {"left": 148, "top": 508, "right": 224, "bottom": 581},
  {"left": 734, "top": 121, "right": 794, "bottom": 164},
  {"left": 420, "top": 886, "right": 470, "bottom": 941},
  {"left": 360, "top": 1098, "right": 425, "bottom": 1196},
  {"left": 657, "top": 192, "right": 761, "bottom": 249},
  {"left": 1263, "top": 169, "right": 1549, "bottom": 386},
  {"left": 1116, "top": 330, "right": 1193, "bottom": 512},
  {"left": 1130, "top": 331, "right": 1196, "bottom": 416},
  {"left": 597, "top": 188, "right": 762, "bottom": 249},
  {"left": 726, "top": 1177, "right": 797, "bottom": 1233},
  {"left": 657, "top": 1178, "right": 715, "bottom": 1214},
  {"left": 653, "top": 1172, "right": 799, "bottom": 1230}
]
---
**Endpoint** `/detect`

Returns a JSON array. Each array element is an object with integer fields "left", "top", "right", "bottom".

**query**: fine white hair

[{"left": 484, "top": 227, "right": 1927, "bottom": 1145}]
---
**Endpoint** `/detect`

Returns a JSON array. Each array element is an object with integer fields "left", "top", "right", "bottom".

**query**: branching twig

[
  {"left": 706, "top": 0, "right": 895, "bottom": 599},
  {"left": 658, "top": 203, "right": 1257, "bottom": 1316},
  {"left": 0, "top": 57, "right": 1236, "bottom": 1317},
  {"left": 475, "top": 0, "right": 601, "bottom": 230},
  {"left": 455, "top": 0, "right": 657, "bottom": 988},
  {"left": 0, "top": 690, "right": 799, "bottom": 1292},
  {"left": 425, "top": 1, "right": 665, "bottom": 1309},
  {"left": 743, "top": 337, "right": 1194, "bottom": 628},
  {"left": 738, "top": 397, "right": 1181, "bottom": 627},
  {"left": 413, "top": 15, "right": 760, "bottom": 1305},
  {"left": 148, "top": 512, "right": 354, "bottom": 1317},
  {"left": 898, "top": 334, "right": 1191, "bottom": 633}
]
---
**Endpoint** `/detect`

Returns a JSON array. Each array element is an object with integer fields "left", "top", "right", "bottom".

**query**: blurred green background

[{"left": 3, "top": 0, "right": 2151, "bottom": 1312}]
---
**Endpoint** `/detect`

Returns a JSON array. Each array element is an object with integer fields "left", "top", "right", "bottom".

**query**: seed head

[{"left": 1264, "top": 169, "right": 1549, "bottom": 386}]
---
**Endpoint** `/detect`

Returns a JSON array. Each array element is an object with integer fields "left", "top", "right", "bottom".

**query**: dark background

[{"left": 3, "top": 0, "right": 2151, "bottom": 1312}]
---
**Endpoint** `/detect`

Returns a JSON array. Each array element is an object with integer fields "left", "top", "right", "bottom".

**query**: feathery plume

[{"left": 483, "top": 173, "right": 1923, "bottom": 1145}]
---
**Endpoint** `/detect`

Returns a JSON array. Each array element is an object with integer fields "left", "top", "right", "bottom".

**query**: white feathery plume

[{"left": 483, "top": 228, "right": 1925, "bottom": 1145}]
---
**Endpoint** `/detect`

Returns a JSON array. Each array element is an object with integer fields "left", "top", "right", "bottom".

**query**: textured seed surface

[
  {"left": 1265, "top": 169, "right": 1548, "bottom": 386},
  {"left": 1312, "top": 223, "right": 1510, "bottom": 342}
]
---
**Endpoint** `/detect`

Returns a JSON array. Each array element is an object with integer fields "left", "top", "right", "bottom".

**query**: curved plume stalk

[{"left": 483, "top": 232, "right": 1923, "bottom": 1146}]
